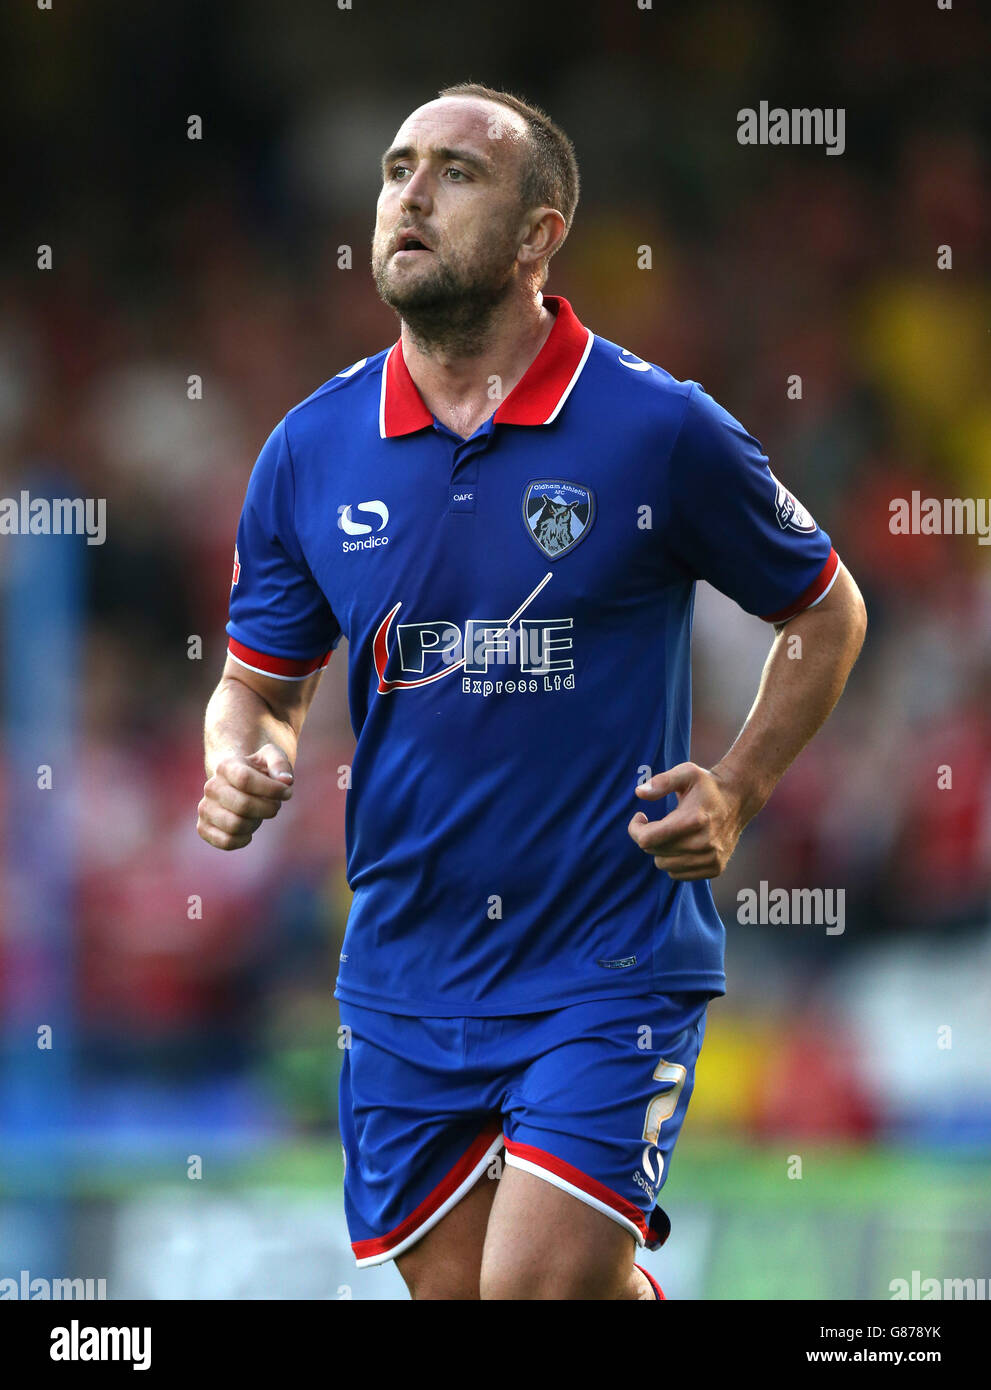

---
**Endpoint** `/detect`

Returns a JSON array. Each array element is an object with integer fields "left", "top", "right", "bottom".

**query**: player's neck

[{"left": 400, "top": 293, "right": 555, "bottom": 440}]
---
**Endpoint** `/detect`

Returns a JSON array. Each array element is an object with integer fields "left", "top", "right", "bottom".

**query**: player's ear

[{"left": 517, "top": 207, "right": 566, "bottom": 268}]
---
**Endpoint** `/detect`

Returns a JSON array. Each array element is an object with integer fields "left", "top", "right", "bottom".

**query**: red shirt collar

[{"left": 379, "top": 295, "right": 593, "bottom": 438}]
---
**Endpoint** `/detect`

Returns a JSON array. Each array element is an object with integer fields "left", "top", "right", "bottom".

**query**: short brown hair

[{"left": 437, "top": 82, "right": 580, "bottom": 276}]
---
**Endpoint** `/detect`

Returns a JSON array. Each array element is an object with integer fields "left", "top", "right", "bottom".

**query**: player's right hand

[{"left": 196, "top": 743, "right": 295, "bottom": 850}]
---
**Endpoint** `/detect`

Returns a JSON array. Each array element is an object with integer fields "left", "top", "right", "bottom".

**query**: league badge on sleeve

[
  {"left": 522, "top": 480, "right": 595, "bottom": 560},
  {"left": 770, "top": 470, "right": 818, "bottom": 534}
]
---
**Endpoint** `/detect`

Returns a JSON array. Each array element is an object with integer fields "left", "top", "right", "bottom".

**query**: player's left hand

[{"left": 627, "top": 762, "right": 749, "bottom": 880}]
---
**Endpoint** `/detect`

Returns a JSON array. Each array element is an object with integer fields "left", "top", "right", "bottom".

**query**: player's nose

[{"left": 398, "top": 168, "right": 433, "bottom": 215}]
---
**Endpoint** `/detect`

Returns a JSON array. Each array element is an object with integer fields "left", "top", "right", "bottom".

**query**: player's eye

[
  {"left": 388, "top": 165, "right": 410, "bottom": 181},
  {"left": 444, "top": 167, "right": 467, "bottom": 180}
]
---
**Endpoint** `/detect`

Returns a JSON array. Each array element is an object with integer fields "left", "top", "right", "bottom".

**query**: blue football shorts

[{"left": 338, "top": 989, "right": 711, "bottom": 1266}]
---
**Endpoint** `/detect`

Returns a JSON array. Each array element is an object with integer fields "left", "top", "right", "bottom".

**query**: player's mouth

[{"left": 393, "top": 228, "right": 434, "bottom": 257}]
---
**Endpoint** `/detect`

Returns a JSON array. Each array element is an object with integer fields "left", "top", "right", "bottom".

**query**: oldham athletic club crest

[{"left": 522, "top": 480, "right": 595, "bottom": 560}]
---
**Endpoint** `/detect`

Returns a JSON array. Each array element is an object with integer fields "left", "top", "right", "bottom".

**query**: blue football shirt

[{"left": 226, "top": 296, "right": 838, "bottom": 1015}]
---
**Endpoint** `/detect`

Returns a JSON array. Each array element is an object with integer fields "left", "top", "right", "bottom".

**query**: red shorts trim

[
  {"left": 351, "top": 1122, "right": 503, "bottom": 1265},
  {"left": 503, "top": 1137, "right": 649, "bottom": 1240}
]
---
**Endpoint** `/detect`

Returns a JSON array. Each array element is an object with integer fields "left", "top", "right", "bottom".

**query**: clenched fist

[{"left": 197, "top": 742, "right": 295, "bottom": 850}]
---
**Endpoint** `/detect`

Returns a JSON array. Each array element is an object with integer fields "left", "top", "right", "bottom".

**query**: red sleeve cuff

[
  {"left": 227, "top": 637, "right": 332, "bottom": 680},
  {"left": 761, "top": 548, "right": 840, "bottom": 624}
]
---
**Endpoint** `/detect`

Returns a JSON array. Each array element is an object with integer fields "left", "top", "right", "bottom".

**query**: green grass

[
  {"left": 4, "top": 1137, "right": 987, "bottom": 1298},
  {"left": 669, "top": 1136, "right": 990, "bottom": 1210}
]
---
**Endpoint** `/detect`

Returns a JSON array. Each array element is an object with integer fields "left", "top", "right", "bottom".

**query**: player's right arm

[
  {"left": 198, "top": 656, "right": 324, "bottom": 850},
  {"left": 201, "top": 416, "right": 342, "bottom": 850}
]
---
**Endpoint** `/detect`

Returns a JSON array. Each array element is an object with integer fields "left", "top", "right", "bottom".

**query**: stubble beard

[{"left": 372, "top": 228, "right": 521, "bottom": 358}]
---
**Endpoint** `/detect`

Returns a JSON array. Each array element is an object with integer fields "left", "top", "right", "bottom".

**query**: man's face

[{"left": 372, "top": 97, "right": 530, "bottom": 319}]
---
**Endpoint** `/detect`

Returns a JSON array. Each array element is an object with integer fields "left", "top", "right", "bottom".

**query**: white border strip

[
  {"left": 542, "top": 328, "right": 595, "bottom": 425},
  {"left": 353, "top": 1132, "right": 506, "bottom": 1267},
  {"left": 379, "top": 345, "right": 396, "bottom": 439},
  {"left": 227, "top": 648, "right": 329, "bottom": 683},
  {"left": 802, "top": 560, "right": 840, "bottom": 612},
  {"left": 504, "top": 1152, "right": 645, "bottom": 1247}
]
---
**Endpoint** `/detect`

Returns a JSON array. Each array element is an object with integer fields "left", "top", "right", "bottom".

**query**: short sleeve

[
  {"left": 226, "top": 420, "right": 342, "bottom": 678},
  {"left": 663, "top": 384, "right": 839, "bottom": 622}
]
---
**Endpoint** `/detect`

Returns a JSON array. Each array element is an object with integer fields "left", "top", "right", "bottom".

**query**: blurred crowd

[{"left": 0, "top": 0, "right": 988, "bottom": 1147}]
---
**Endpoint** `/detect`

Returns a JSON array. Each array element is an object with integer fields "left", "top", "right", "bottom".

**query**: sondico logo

[
  {"left": 372, "top": 571, "right": 576, "bottom": 697},
  {"left": 338, "top": 500, "right": 390, "bottom": 553},
  {"left": 618, "top": 347, "right": 651, "bottom": 373}
]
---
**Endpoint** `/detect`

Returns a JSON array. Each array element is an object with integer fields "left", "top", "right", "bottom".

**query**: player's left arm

[{"left": 628, "top": 560, "right": 867, "bottom": 880}]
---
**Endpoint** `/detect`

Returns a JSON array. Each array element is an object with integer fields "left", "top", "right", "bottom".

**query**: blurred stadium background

[{"left": 1, "top": 0, "right": 988, "bottom": 1299}]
